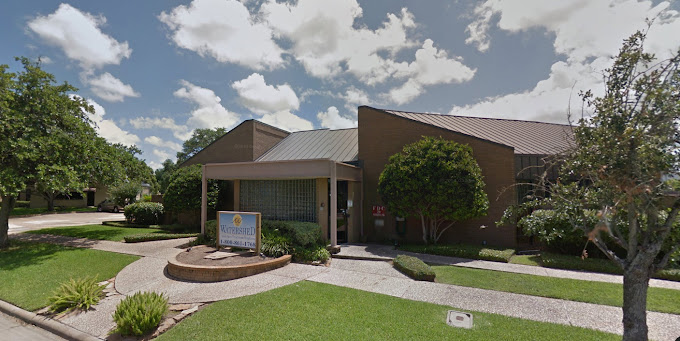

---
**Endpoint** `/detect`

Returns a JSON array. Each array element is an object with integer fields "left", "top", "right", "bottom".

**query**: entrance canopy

[{"left": 201, "top": 159, "right": 362, "bottom": 246}]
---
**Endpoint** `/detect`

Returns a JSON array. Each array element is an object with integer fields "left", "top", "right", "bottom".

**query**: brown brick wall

[{"left": 358, "top": 106, "right": 517, "bottom": 247}]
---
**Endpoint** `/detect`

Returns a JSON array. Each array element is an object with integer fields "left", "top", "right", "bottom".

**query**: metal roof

[
  {"left": 380, "top": 108, "right": 574, "bottom": 155},
  {"left": 256, "top": 128, "right": 358, "bottom": 162}
]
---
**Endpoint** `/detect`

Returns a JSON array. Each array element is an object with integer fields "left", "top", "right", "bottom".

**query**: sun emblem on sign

[{"left": 233, "top": 214, "right": 242, "bottom": 227}]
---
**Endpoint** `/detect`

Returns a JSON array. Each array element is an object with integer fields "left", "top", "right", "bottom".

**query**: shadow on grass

[
  {"left": 26, "top": 226, "right": 165, "bottom": 241},
  {"left": 0, "top": 240, "right": 82, "bottom": 271}
]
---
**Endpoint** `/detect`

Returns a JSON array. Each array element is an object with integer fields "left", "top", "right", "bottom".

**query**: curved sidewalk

[{"left": 335, "top": 243, "right": 680, "bottom": 290}]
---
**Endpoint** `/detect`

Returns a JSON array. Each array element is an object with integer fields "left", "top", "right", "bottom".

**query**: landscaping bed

[{"left": 398, "top": 243, "right": 515, "bottom": 262}]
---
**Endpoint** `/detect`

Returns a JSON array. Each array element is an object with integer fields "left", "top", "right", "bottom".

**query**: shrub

[
  {"left": 261, "top": 235, "right": 291, "bottom": 257},
  {"left": 15, "top": 200, "right": 30, "bottom": 208},
  {"left": 124, "top": 233, "right": 198, "bottom": 243},
  {"left": 393, "top": 255, "right": 436, "bottom": 281},
  {"left": 261, "top": 220, "right": 323, "bottom": 247},
  {"left": 113, "top": 291, "right": 168, "bottom": 336},
  {"left": 655, "top": 269, "right": 680, "bottom": 282},
  {"left": 124, "top": 202, "right": 164, "bottom": 225},
  {"left": 48, "top": 277, "right": 104, "bottom": 313},
  {"left": 140, "top": 194, "right": 152, "bottom": 202},
  {"left": 399, "top": 243, "right": 515, "bottom": 263},
  {"left": 292, "top": 245, "right": 330, "bottom": 263},
  {"left": 205, "top": 219, "right": 217, "bottom": 242},
  {"left": 540, "top": 252, "right": 623, "bottom": 275}
]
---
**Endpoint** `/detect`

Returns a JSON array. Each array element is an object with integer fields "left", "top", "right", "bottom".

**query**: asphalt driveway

[{"left": 8, "top": 212, "right": 123, "bottom": 234}]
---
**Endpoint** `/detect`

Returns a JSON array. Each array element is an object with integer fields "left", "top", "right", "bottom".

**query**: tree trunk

[
  {"left": 621, "top": 266, "right": 650, "bottom": 341},
  {"left": 0, "top": 195, "right": 16, "bottom": 248}
]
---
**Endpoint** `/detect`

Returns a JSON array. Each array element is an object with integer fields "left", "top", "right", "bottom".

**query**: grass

[
  {"left": 157, "top": 281, "right": 617, "bottom": 341},
  {"left": 432, "top": 265, "right": 680, "bottom": 315},
  {"left": 25, "top": 224, "right": 175, "bottom": 242},
  {"left": 10, "top": 206, "right": 97, "bottom": 216},
  {"left": 399, "top": 243, "right": 515, "bottom": 262},
  {"left": 0, "top": 240, "right": 138, "bottom": 311},
  {"left": 509, "top": 254, "right": 543, "bottom": 266}
]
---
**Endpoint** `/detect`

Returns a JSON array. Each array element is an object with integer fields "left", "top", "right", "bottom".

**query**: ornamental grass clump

[
  {"left": 113, "top": 291, "right": 168, "bottom": 336},
  {"left": 48, "top": 277, "right": 104, "bottom": 313}
]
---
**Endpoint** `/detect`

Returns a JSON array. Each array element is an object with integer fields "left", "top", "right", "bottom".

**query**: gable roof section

[
  {"left": 256, "top": 128, "right": 358, "bottom": 162},
  {"left": 374, "top": 107, "right": 573, "bottom": 155}
]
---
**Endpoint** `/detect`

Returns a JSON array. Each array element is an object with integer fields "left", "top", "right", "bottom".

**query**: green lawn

[
  {"left": 0, "top": 241, "right": 138, "bottom": 311},
  {"left": 158, "top": 281, "right": 618, "bottom": 341},
  {"left": 10, "top": 206, "right": 97, "bottom": 216},
  {"left": 432, "top": 265, "right": 680, "bottom": 314},
  {"left": 25, "top": 224, "right": 171, "bottom": 242}
]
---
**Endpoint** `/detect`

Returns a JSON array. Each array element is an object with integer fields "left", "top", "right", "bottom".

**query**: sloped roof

[
  {"left": 256, "top": 128, "right": 358, "bottom": 162},
  {"left": 377, "top": 108, "right": 573, "bottom": 155}
]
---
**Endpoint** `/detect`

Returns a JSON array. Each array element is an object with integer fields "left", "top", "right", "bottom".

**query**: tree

[
  {"left": 0, "top": 58, "right": 95, "bottom": 247},
  {"left": 110, "top": 182, "right": 142, "bottom": 206},
  {"left": 154, "top": 159, "right": 177, "bottom": 194},
  {"left": 378, "top": 136, "right": 489, "bottom": 244},
  {"left": 175, "top": 127, "right": 227, "bottom": 165},
  {"left": 163, "top": 164, "right": 218, "bottom": 212},
  {"left": 502, "top": 30, "right": 680, "bottom": 341}
]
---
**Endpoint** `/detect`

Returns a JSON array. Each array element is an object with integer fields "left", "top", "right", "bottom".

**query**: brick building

[{"left": 191, "top": 106, "right": 572, "bottom": 248}]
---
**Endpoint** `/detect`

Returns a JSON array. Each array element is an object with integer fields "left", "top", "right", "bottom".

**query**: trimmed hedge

[
  {"left": 124, "top": 202, "right": 164, "bottom": 225},
  {"left": 15, "top": 200, "right": 30, "bottom": 208},
  {"left": 124, "top": 233, "right": 198, "bottom": 243},
  {"left": 393, "top": 255, "right": 436, "bottom": 281},
  {"left": 399, "top": 243, "right": 515, "bottom": 263},
  {"left": 656, "top": 269, "right": 680, "bottom": 282},
  {"left": 262, "top": 220, "right": 323, "bottom": 247},
  {"left": 103, "top": 221, "right": 158, "bottom": 228}
]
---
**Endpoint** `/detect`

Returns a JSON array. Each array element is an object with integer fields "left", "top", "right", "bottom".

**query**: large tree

[
  {"left": 378, "top": 136, "right": 489, "bottom": 244},
  {"left": 503, "top": 31, "right": 679, "bottom": 340},
  {"left": 175, "top": 127, "right": 227, "bottom": 165},
  {"left": 0, "top": 58, "right": 96, "bottom": 247},
  {"left": 154, "top": 158, "right": 177, "bottom": 194}
]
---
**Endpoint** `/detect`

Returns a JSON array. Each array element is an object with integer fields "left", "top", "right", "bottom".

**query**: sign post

[{"left": 216, "top": 211, "right": 261, "bottom": 253}]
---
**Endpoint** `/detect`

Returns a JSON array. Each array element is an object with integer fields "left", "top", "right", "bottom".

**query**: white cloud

[
  {"left": 152, "top": 149, "right": 172, "bottom": 160},
  {"left": 232, "top": 73, "right": 299, "bottom": 114},
  {"left": 260, "top": 111, "right": 313, "bottom": 132},
  {"left": 174, "top": 80, "right": 241, "bottom": 131},
  {"left": 131, "top": 81, "right": 240, "bottom": 141},
  {"left": 145, "top": 136, "right": 182, "bottom": 151},
  {"left": 341, "top": 87, "right": 372, "bottom": 112},
  {"left": 84, "top": 72, "right": 140, "bottom": 102},
  {"left": 317, "top": 106, "right": 357, "bottom": 129},
  {"left": 388, "top": 79, "right": 424, "bottom": 106},
  {"left": 159, "top": 0, "right": 283, "bottom": 70},
  {"left": 85, "top": 99, "right": 140, "bottom": 146},
  {"left": 27, "top": 3, "right": 131, "bottom": 69},
  {"left": 262, "top": 0, "right": 417, "bottom": 82},
  {"left": 455, "top": 0, "right": 680, "bottom": 122},
  {"left": 130, "top": 117, "right": 191, "bottom": 141}
]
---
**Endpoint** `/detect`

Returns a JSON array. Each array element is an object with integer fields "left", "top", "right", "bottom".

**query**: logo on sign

[
  {"left": 233, "top": 214, "right": 242, "bottom": 227},
  {"left": 372, "top": 205, "right": 385, "bottom": 217}
]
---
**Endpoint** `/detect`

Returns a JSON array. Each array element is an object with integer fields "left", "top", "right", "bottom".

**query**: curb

[
  {"left": 0, "top": 300, "right": 102, "bottom": 341},
  {"left": 10, "top": 210, "right": 102, "bottom": 218}
]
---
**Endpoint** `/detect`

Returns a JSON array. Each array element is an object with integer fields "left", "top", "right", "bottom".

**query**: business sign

[
  {"left": 372, "top": 205, "right": 386, "bottom": 217},
  {"left": 446, "top": 310, "right": 473, "bottom": 329},
  {"left": 217, "top": 211, "right": 261, "bottom": 252}
]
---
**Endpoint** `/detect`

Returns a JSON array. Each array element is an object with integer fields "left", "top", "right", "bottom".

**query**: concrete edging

[{"left": 0, "top": 300, "right": 102, "bottom": 341}]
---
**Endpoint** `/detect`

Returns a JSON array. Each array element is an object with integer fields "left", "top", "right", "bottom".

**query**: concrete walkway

[
  {"left": 336, "top": 243, "right": 680, "bottom": 290},
  {"left": 6, "top": 235, "right": 680, "bottom": 340}
]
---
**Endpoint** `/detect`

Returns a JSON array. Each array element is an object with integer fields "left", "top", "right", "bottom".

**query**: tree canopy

[
  {"left": 378, "top": 136, "right": 488, "bottom": 244},
  {"left": 163, "top": 164, "right": 218, "bottom": 212},
  {"left": 175, "top": 127, "right": 227, "bottom": 165},
  {"left": 501, "top": 30, "right": 680, "bottom": 341}
]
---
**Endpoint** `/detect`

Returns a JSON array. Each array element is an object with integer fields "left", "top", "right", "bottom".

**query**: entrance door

[
  {"left": 86, "top": 191, "right": 95, "bottom": 206},
  {"left": 328, "top": 180, "right": 349, "bottom": 243}
]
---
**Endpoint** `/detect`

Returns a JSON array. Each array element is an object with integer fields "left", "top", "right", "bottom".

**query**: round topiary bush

[{"left": 123, "top": 202, "right": 164, "bottom": 225}]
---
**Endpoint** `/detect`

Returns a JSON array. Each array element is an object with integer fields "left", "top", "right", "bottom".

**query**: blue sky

[{"left": 2, "top": 0, "right": 679, "bottom": 169}]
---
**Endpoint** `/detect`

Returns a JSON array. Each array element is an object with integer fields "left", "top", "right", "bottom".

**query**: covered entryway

[{"left": 201, "top": 159, "right": 362, "bottom": 247}]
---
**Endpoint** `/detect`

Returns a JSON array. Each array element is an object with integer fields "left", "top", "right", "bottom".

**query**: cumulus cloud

[
  {"left": 152, "top": 149, "right": 172, "bottom": 160},
  {"left": 85, "top": 99, "right": 140, "bottom": 146},
  {"left": 84, "top": 72, "right": 140, "bottom": 102},
  {"left": 454, "top": 0, "right": 680, "bottom": 122},
  {"left": 159, "top": 0, "right": 283, "bottom": 70},
  {"left": 260, "top": 111, "right": 313, "bottom": 132},
  {"left": 145, "top": 136, "right": 182, "bottom": 151},
  {"left": 232, "top": 73, "right": 299, "bottom": 114},
  {"left": 130, "top": 117, "right": 191, "bottom": 141},
  {"left": 317, "top": 106, "right": 357, "bottom": 129},
  {"left": 27, "top": 3, "right": 131, "bottom": 69}
]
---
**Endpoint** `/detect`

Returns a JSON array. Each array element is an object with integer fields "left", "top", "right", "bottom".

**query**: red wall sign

[{"left": 372, "top": 205, "right": 386, "bottom": 217}]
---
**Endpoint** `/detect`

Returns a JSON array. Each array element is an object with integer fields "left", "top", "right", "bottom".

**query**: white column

[
  {"left": 201, "top": 165, "right": 207, "bottom": 235},
  {"left": 330, "top": 161, "right": 337, "bottom": 247}
]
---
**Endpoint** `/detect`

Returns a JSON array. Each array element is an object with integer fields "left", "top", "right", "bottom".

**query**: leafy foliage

[
  {"left": 123, "top": 233, "right": 198, "bottom": 243},
  {"left": 113, "top": 291, "right": 168, "bottom": 336},
  {"left": 48, "top": 277, "right": 105, "bottom": 313},
  {"left": 378, "top": 136, "right": 489, "bottom": 244},
  {"left": 291, "top": 245, "right": 331, "bottom": 263},
  {"left": 175, "top": 127, "right": 227, "bottom": 165},
  {"left": 164, "top": 164, "right": 218, "bottom": 212},
  {"left": 124, "top": 202, "right": 164, "bottom": 225},
  {"left": 393, "top": 255, "right": 436, "bottom": 281},
  {"left": 110, "top": 182, "right": 141, "bottom": 206},
  {"left": 155, "top": 159, "right": 177, "bottom": 194}
]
